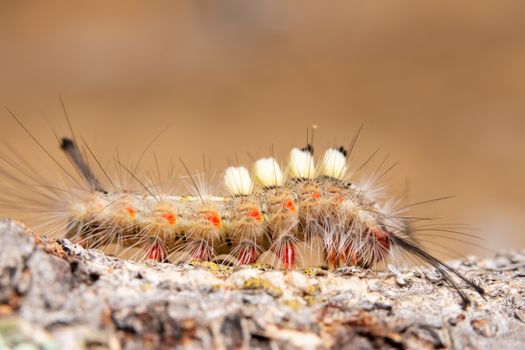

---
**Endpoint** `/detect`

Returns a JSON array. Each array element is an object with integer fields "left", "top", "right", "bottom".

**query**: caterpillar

[{"left": 0, "top": 106, "right": 485, "bottom": 306}]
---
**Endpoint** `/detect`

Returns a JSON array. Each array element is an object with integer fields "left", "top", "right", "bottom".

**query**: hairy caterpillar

[{"left": 0, "top": 106, "right": 485, "bottom": 306}]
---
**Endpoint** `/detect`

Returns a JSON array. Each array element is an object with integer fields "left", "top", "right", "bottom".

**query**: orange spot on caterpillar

[
  {"left": 248, "top": 208, "right": 262, "bottom": 223},
  {"left": 161, "top": 212, "right": 176, "bottom": 225},
  {"left": 311, "top": 192, "right": 321, "bottom": 199},
  {"left": 126, "top": 207, "right": 136, "bottom": 219},
  {"left": 206, "top": 212, "right": 222, "bottom": 228},
  {"left": 284, "top": 198, "right": 296, "bottom": 212}
]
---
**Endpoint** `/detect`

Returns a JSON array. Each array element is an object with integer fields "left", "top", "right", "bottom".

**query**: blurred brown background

[{"left": 0, "top": 1, "right": 524, "bottom": 260}]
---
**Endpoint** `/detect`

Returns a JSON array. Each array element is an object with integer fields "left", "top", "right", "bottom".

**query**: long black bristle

[
  {"left": 390, "top": 234, "right": 485, "bottom": 307},
  {"left": 61, "top": 137, "right": 105, "bottom": 193}
]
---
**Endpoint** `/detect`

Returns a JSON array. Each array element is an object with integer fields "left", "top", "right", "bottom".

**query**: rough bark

[{"left": 0, "top": 219, "right": 524, "bottom": 350}]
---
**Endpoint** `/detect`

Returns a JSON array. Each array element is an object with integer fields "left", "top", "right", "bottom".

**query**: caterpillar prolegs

[{"left": 0, "top": 110, "right": 485, "bottom": 306}]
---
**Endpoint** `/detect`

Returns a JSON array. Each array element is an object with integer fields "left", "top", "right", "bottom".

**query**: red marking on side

[
  {"left": 338, "top": 251, "right": 347, "bottom": 268},
  {"left": 238, "top": 245, "right": 259, "bottom": 265},
  {"left": 284, "top": 198, "right": 296, "bottom": 212},
  {"left": 349, "top": 253, "right": 358, "bottom": 266},
  {"left": 162, "top": 212, "right": 176, "bottom": 225},
  {"left": 311, "top": 192, "right": 321, "bottom": 199},
  {"left": 248, "top": 208, "right": 262, "bottom": 223},
  {"left": 206, "top": 212, "right": 222, "bottom": 228},
  {"left": 371, "top": 227, "right": 390, "bottom": 250},
  {"left": 126, "top": 207, "right": 136, "bottom": 219},
  {"left": 278, "top": 241, "right": 296, "bottom": 269},
  {"left": 327, "top": 249, "right": 339, "bottom": 269},
  {"left": 146, "top": 241, "right": 166, "bottom": 262},
  {"left": 192, "top": 243, "right": 212, "bottom": 260}
]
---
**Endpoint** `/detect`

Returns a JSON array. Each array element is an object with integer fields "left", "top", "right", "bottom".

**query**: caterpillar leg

[
  {"left": 236, "top": 242, "right": 260, "bottom": 265},
  {"left": 145, "top": 239, "right": 167, "bottom": 262},
  {"left": 273, "top": 236, "right": 297, "bottom": 269},
  {"left": 187, "top": 240, "right": 215, "bottom": 261}
]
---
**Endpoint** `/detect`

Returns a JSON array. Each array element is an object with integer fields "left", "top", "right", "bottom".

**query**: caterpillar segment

[
  {"left": 138, "top": 198, "right": 177, "bottom": 261},
  {"left": 253, "top": 157, "right": 300, "bottom": 269},
  {"left": 285, "top": 146, "right": 327, "bottom": 268},
  {"left": 223, "top": 166, "right": 265, "bottom": 265}
]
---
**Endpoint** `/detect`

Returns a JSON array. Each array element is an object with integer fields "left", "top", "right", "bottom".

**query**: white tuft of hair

[
  {"left": 253, "top": 157, "right": 284, "bottom": 187},
  {"left": 288, "top": 148, "right": 315, "bottom": 179},
  {"left": 224, "top": 166, "right": 253, "bottom": 195},
  {"left": 320, "top": 148, "right": 347, "bottom": 179}
]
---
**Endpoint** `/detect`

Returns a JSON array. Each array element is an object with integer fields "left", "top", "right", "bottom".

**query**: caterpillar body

[{"left": 0, "top": 108, "right": 485, "bottom": 306}]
